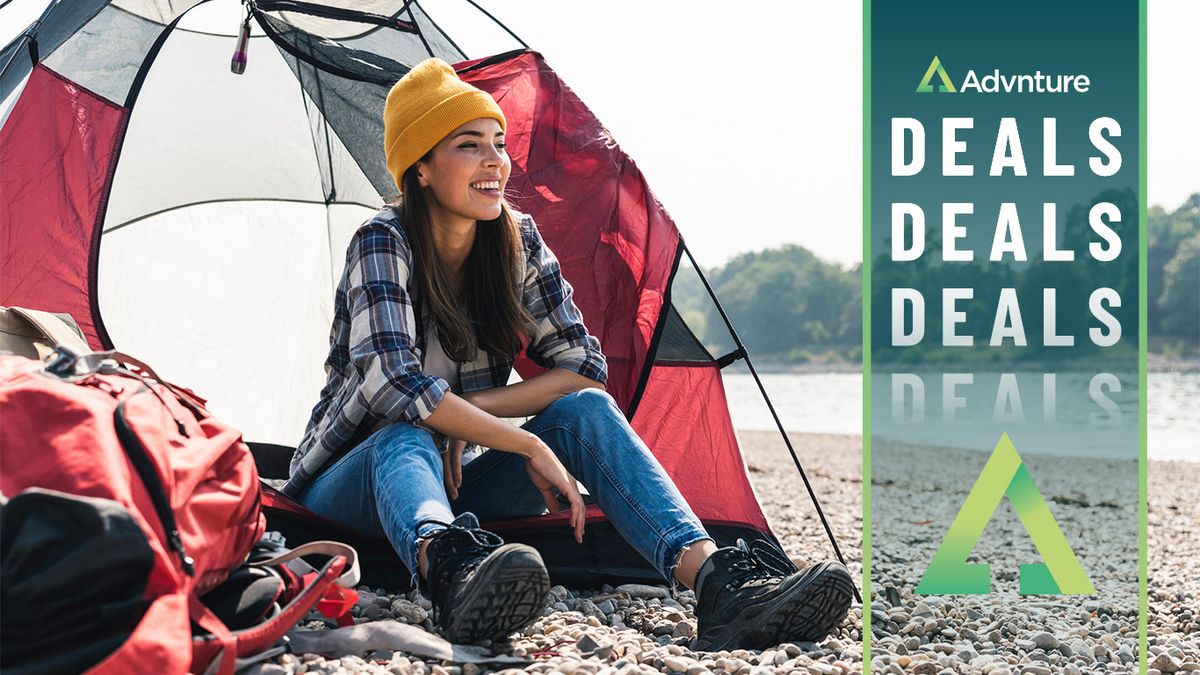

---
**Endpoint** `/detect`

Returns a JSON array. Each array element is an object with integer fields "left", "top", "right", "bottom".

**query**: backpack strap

[
  {"left": 189, "top": 594, "right": 237, "bottom": 675},
  {"left": 229, "top": 550, "right": 350, "bottom": 656},
  {"left": 250, "top": 540, "right": 360, "bottom": 589},
  {"left": 191, "top": 541, "right": 358, "bottom": 667}
]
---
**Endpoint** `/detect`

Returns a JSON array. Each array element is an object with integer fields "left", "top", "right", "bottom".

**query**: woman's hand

[
  {"left": 441, "top": 436, "right": 467, "bottom": 500},
  {"left": 523, "top": 439, "right": 586, "bottom": 543},
  {"left": 420, "top": 394, "right": 585, "bottom": 541}
]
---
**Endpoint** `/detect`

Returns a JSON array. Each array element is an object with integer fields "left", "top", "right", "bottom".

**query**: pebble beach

[{"left": 254, "top": 431, "right": 1198, "bottom": 675}]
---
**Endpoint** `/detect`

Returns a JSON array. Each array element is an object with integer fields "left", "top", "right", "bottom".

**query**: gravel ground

[{"left": 255, "top": 432, "right": 1196, "bottom": 675}]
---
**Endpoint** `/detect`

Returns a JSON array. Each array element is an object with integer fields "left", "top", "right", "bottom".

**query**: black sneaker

[
  {"left": 419, "top": 513, "right": 550, "bottom": 644},
  {"left": 692, "top": 539, "right": 855, "bottom": 651}
]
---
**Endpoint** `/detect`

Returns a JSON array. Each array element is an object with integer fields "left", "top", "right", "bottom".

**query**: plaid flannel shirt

[{"left": 282, "top": 207, "right": 608, "bottom": 497}]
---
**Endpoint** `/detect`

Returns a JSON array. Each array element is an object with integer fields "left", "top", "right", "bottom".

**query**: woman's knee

[
  {"left": 545, "top": 387, "right": 621, "bottom": 422},
  {"left": 367, "top": 421, "right": 442, "bottom": 465}
]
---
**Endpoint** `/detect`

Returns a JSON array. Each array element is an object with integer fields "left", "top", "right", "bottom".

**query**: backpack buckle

[{"left": 43, "top": 345, "right": 81, "bottom": 377}]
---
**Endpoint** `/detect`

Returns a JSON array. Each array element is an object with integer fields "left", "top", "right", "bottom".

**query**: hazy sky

[{"left": 1, "top": 1, "right": 1195, "bottom": 268}]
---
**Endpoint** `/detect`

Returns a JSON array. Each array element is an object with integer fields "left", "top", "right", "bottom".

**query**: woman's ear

[{"left": 415, "top": 160, "right": 430, "bottom": 188}]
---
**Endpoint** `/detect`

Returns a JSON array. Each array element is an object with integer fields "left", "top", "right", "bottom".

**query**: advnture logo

[
  {"left": 916, "top": 55, "right": 1091, "bottom": 94},
  {"left": 916, "top": 56, "right": 956, "bottom": 93},
  {"left": 915, "top": 434, "right": 1096, "bottom": 595}
]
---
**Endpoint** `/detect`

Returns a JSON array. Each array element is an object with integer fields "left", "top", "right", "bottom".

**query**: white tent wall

[
  {"left": 103, "top": 24, "right": 326, "bottom": 227},
  {"left": 98, "top": 1, "right": 385, "bottom": 446},
  {"left": 99, "top": 201, "right": 378, "bottom": 446}
]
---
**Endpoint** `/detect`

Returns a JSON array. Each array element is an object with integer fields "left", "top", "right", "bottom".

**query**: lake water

[{"left": 721, "top": 371, "right": 1198, "bottom": 461}]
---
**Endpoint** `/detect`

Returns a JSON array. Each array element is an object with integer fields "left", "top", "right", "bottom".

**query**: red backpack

[{"left": 0, "top": 350, "right": 352, "bottom": 674}]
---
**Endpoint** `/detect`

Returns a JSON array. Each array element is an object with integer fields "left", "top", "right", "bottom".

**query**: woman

[{"left": 283, "top": 58, "right": 853, "bottom": 650}]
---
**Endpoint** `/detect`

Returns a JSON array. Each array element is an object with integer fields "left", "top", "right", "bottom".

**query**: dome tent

[{"left": 0, "top": 0, "right": 852, "bottom": 590}]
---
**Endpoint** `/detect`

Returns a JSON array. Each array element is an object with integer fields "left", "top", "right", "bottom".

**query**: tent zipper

[{"left": 114, "top": 392, "right": 195, "bottom": 576}]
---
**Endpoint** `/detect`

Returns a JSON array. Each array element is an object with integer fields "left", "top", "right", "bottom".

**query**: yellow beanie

[{"left": 383, "top": 58, "right": 507, "bottom": 193}]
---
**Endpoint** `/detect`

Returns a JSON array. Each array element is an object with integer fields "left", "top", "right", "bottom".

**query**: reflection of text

[{"left": 890, "top": 372, "right": 1122, "bottom": 424}]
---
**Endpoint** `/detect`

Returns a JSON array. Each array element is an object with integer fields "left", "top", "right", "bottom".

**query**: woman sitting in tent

[{"left": 282, "top": 58, "right": 854, "bottom": 650}]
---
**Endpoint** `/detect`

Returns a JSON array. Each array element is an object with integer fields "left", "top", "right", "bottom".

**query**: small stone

[
  {"left": 1019, "top": 666, "right": 1051, "bottom": 675},
  {"left": 673, "top": 622, "right": 695, "bottom": 639},
  {"left": 664, "top": 656, "right": 696, "bottom": 672},
  {"left": 616, "top": 584, "right": 670, "bottom": 599},
  {"left": 1151, "top": 653, "right": 1182, "bottom": 673},
  {"left": 363, "top": 603, "right": 382, "bottom": 620},
  {"left": 578, "top": 634, "right": 615, "bottom": 660},
  {"left": 597, "top": 599, "right": 617, "bottom": 615},
  {"left": 1031, "top": 632, "right": 1060, "bottom": 651},
  {"left": 793, "top": 644, "right": 818, "bottom": 654},
  {"left": 910, "top": 662, "right": 940, "bottom": 675},
  {"left": 1068, "top": 638, "right": 1095, "bottom": 663},
  {"left": 391, "top": 598, "right": 428, "bottom": 624}
]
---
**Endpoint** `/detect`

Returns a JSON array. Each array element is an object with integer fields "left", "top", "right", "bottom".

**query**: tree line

[{"left": 672, "top": 193, "right": 1198, "bottom": 364}]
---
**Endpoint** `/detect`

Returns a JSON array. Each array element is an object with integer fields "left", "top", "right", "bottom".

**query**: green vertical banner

[{"left": 867, "top": 0, "right": 1144, "bottom": 672}]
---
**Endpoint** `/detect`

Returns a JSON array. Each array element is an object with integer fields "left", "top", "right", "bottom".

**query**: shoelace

[
  {"left": 745, "top": 539, "right": 799, "bottom": 576},
  {"left": 724, "top": 539, "right": 800, "bottom": 590},
  {"left": 425, "top": 519, "right": 503, "bottom": 606}
]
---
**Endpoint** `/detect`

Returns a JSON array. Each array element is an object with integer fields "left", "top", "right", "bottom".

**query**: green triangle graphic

[
  {"left": 916, "top": 55, "right": 957, "bottom": 93},
  {"left": 915, "top": 433, "right": 1096, "bottom": 595}
]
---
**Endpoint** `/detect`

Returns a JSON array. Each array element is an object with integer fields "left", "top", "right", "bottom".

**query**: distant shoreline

[{"left": 727, "top": 353, "right": 1200, "bottom": 375}]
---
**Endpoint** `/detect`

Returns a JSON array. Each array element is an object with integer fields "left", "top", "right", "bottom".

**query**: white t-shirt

[
  {"left": 422, "top": 325, "right": 461, "bottom": 392},
  {"left": 423, "top": 326, "right": 485, "bottom": 465}
]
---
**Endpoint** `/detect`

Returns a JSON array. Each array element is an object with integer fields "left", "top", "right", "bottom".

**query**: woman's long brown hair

[{"left": 390, "top": 165, "right": 533, "bottom": 363}]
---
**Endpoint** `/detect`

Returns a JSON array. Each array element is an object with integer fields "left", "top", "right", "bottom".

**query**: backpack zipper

[{"left": 114, "top": 393, "right": 196, "bottom": 576}]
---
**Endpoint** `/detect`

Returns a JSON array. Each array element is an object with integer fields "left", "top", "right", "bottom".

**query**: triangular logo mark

[
  {"left": 915, "top": 433, "right": 1096, "bottom": 595},
  {"left": 916, "top": 55, "right": 957, "bottom": 93}
]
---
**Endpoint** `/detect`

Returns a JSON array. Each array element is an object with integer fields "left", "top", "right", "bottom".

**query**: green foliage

[
  {"left": 675, "top": 245, "right": 859, "bottom": 361},
  {"left": 1158, "top": 231, "right": 1199, "bottom": 340},
  {"left": 1150, "top": 195, "right": 1200, "bottom": 343}
]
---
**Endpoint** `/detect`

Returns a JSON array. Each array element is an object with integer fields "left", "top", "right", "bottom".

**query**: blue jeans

[{"left": 297, "top": 389, "right": 711, "bottom": 585}]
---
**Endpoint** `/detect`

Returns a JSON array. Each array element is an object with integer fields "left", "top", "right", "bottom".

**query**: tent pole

[
  {"left": 460, "top": 0, "right": 529, "bottom": 50},
  {"left": 682, "top": 244, "right": 861, "bottom": 604}
]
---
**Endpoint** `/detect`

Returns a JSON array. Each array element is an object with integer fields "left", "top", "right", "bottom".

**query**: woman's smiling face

[{"left": 416, "top": 117, "right": 510, "bottom": 225}]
